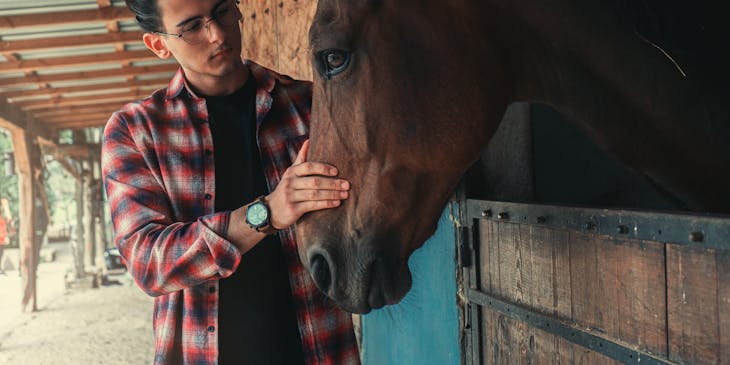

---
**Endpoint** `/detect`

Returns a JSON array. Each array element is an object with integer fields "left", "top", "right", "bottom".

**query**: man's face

[{"left": 155, "top": 0, "right": 244, "bottom": 81}]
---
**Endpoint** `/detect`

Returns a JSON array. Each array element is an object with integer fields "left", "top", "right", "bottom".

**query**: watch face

[{"left": 247, "top": 201, "right": 269, "bottom": 226}]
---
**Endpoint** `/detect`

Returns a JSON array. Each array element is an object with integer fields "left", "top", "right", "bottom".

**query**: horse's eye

[{"left": 319, "top": 49, "right": 350, "bottom": 79}]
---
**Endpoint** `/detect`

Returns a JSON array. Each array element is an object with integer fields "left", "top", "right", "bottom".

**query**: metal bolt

[
  {"left": 536, "top": 216, "right": 546, "bottom": 224},
  {"left": 616, "top": 225, "right": 629, "bottom": 234},
  {"left": 689, "top": 231, "right": 704, "bottom": 242},
  {"left": 481, "top": 209, "right": 492, "bottom": 218},
  {"left": 497, "top": 212, "right": 509, "bottom": 220}
]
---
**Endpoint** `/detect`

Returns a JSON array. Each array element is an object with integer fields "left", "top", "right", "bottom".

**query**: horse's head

[{"left": 296, "top": 0, "right": 513, "bottom": 313}]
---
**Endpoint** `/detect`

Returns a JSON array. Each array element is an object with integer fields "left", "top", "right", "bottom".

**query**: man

[{"left": 102, "top": 0, "right": 359, "bottom": 364}]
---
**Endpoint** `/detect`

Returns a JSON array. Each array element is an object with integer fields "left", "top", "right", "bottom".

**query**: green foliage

[
  {"left": 0, "top": 128, "right": 78, "bottom": 245},
  {"left": 44, "top": 159, "right": 76, "bottom": 230}
]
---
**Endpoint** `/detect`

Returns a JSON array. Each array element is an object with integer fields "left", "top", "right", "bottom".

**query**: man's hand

[{"left": 266, "top": 139, "right": 350, "bottom": 229}]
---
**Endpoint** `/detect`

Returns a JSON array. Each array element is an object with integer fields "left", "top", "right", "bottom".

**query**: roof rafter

[
  {"left": 41, "top": 112, "right": 112, "bottom": 124},
  {"left": 0, "top": 7, "right": 134, "bottom": 29},
  {"left": 2, "top": 79, "right": 166, "bottom": 99},
  {"left": 0, "top": 98, "right": 54, "bottom": 140},
  {"left": 0, "top": 50, "right": 156, "bottom": 73},
  {"left": 19, "top": 90, "right": 151, "bottom": 110},
  {"left": 0, "top": 31, "right": 144, "bottom": 53},
  {"left": 0, "top": 63, "right": 177, "bottom": 88}
]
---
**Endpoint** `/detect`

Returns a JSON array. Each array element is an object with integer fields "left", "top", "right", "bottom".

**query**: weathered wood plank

[
  {"left": 240, "top": 0, "right": 279, "bottom": 72},
  {"left": 479, "top": 220, "right": 501, "bottom": 296},
  {"left": 667, "top": 244, "right": 721, "bottom": 365},
  {"left": 276, "top": 0, "right": 316, "bottom": 80},
  {"left": 527, "top": 225, "right": 572, "bottom": 319},
  {"left": 614, "top": 239, "right": 667, "bottom": 357},
  {"left": 719, "top": 250, "right": 730, "bottom": 365},
  {"left": 482, "top": 307, "right": 624, "bottom": 365},
  {"left": 497, "top": 221, "right": 532, "bottom": 306},
  {"left": 569, "top": 231, "right": 605, "bottom": 332}
]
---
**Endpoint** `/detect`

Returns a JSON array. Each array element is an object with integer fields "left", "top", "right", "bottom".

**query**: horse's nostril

[{"left": 310, "top": 254, "right": 332, "bottom": 292}]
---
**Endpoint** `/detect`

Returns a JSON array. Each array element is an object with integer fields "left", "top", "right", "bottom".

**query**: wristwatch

[{"left": 245, "top": 196, "right": 277, "bottom": 235}]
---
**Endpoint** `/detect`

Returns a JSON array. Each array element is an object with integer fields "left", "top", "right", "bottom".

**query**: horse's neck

[{"left": 501, "top": 0, "right": 730, "bottom": 211}]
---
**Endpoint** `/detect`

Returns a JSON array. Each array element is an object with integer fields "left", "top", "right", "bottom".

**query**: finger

[
  {"left": 289, "top": 176, "right": 350, "bottom": 190},
  {"left": 291, "top": 189, "right": 349, "bottom": 202},
  {"left": 293, "top": 139, "right": 310, "bottom": 165},
  {"left": 291, "top": 161, "right": 339, "bottom": 177},
  {"left": 295, "top": 200, "right": 342, "bottom": 214}
]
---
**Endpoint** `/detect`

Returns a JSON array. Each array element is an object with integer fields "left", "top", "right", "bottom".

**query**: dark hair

[{"left": 124, "top": 0, "right": 163, "bottom": 33}]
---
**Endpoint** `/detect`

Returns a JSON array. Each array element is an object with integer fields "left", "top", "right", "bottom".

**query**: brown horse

[{"left": 295, "top": 0, "right": 730, "bottom": 313}]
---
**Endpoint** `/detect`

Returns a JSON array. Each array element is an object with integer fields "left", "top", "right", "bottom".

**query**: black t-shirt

[{"left": 206, "top": 76, "right": 305, "bottom": 365}]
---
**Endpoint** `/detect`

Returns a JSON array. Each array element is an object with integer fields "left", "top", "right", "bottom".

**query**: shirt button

[
  {"left": 207, "top": 326, "right": 215, "bottom": 333},
  {"left": 209, "top": 286, "right": 216, "bottom": 293},
  {"left": 204, "top": 193, "right": 212, "bottom": 200}
]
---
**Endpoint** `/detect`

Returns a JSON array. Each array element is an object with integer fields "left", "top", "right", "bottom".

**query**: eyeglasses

[{"left": 155, "top": 1, "right": 241, "bottom": 45}]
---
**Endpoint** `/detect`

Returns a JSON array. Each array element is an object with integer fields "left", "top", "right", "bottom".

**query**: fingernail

[
  {"left": 340, "top": 181, "right": 350, "bottom": 189},
  {"left": 332, "top": 200, "right": 341, "bottom": 206},
  {"left": 340, "top": 191, "right": 348, "bottom": 198},
  {"left": 329, "top": 168, "right": 338, "bottom": 175}
]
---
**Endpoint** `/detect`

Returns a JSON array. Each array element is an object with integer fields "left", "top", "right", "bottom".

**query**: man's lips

[{"left": 210, "top": 47, "right": 233, "bottom": 59}]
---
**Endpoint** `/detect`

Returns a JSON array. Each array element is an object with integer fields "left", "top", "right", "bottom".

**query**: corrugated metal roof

[{"left": 0, "top": 0, "right": 175, "bottom": 132}]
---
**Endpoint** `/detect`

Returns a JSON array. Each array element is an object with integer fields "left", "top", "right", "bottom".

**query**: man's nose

[{"left": 205, "top": 19, "right": 226, "bottom": 43}]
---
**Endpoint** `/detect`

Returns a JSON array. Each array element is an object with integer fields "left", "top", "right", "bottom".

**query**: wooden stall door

[{"left": 461, "top": 200, "right": 730, "bottom": 365}]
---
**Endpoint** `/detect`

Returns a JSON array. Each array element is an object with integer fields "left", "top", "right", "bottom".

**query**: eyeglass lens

[{"left": 181, "top": 2, "right": 240, "bottom": 44}]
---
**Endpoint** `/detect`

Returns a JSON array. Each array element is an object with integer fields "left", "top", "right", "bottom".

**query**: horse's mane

[{"left": 616, "top": 0, "right": 730, "bottom": 91}]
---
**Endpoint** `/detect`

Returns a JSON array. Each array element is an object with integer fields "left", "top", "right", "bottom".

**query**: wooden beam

[
  {"left": 107, "top": 21, "right": 120, "bottom": 33},
  {"left": 0, "top": 99, "right": 54, "bottom": 140},
  {"left": 2, "top": 52, "right": 19, "bottom": 61},
  {"left": 9, "top": 126, "right": 41, "bottom": 312},
  {"left": 38, "top": 139, "right": 101, "bottom": 159},
  {"left": 15, "top": 89, "right": 153, "bottom": 109},
  {"left": 0, "top": 50, "right": 156, "bottom": 73},
  {"left": 23, "top": 92, "right": 149, "bottom": 111},
  {"left": 30, "top": 102, "right": 128, "bottom": 116},
  {"left": 41, "top": 112, "right": 112, "bottom": 125},
  {"left": 0, "top": 63, "right": 177, "bottom": 88},
  {"left": 51, "top": 119, "right": 110, "bottom": 129},
  {"left": 0, "top": 7, "right": 134, "bottom": 29},
  {"left": 32, "top": 104, "right": 124, "bottom": 118},
  {"left": 0, "top": 31, "right": 143, "bottom": 53},
  {"left": 2, "top": 78, "right": 166, "bottom": 99}
]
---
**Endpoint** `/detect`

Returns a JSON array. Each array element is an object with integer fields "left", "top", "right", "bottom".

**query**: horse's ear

[{"left": 142, "top": 33, "right": 173, "bottom": 60}]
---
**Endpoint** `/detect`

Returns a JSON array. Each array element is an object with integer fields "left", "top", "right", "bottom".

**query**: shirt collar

[
  {"left": 165, "top": 67, "right": 189, "bottom": 100},
  {"left": 164, "top": 59, "right": 277, "bottom": 100}
]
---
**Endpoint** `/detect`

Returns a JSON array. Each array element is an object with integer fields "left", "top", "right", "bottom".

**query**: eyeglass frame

[{"left": 153, "top": 0, "right": 242, "bottom": 45}]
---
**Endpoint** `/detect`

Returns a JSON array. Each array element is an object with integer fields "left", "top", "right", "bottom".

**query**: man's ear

[{"left": 143, "top": 33, "right": 172, "bottom": 59}]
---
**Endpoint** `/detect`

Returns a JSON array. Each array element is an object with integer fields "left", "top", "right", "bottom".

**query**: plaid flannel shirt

[{"left": 101, "top": 60, "right": 359, "bottom": 365}]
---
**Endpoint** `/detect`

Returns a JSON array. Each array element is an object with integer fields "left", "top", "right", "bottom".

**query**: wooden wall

[
  {"left": 239, "top": 0, "right": 317, "bottom": 81},
  {"left": 477, "top": 219, "right": 730, "bottom": 364}
]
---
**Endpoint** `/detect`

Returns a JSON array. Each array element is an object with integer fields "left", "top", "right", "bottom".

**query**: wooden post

[
  {"left": 71, "top": 158, "right": 86, "bottom": 278},
  {"left": 91, "top": 153, "right": 105, "bottom": 267},
  {"left": 96, "top": 192, "right": 110, "bottom": 253},
  {"left": 81, "top": 159, "right": 94, "bottom": 268},
  {"left": 9, "top": 126, "right": 41, "bottom": 312}
]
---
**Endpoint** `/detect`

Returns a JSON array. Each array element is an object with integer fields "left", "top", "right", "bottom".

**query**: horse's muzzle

[{"left": 304, "top": 236, "right": 412, "bottom": 314}]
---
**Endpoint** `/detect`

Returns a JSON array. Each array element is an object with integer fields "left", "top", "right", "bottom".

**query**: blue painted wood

[{"left": 360, "top": 205, "right": 461, "bottom": 365}]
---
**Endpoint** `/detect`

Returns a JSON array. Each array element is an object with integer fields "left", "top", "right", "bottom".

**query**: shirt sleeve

[{"left": 101, "top": 110, "right": 242, "bottom": 297}]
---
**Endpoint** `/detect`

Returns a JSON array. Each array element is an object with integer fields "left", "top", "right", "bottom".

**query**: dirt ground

[{"left": 0, "top": 244, "right": 155, "bottom": 365}]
